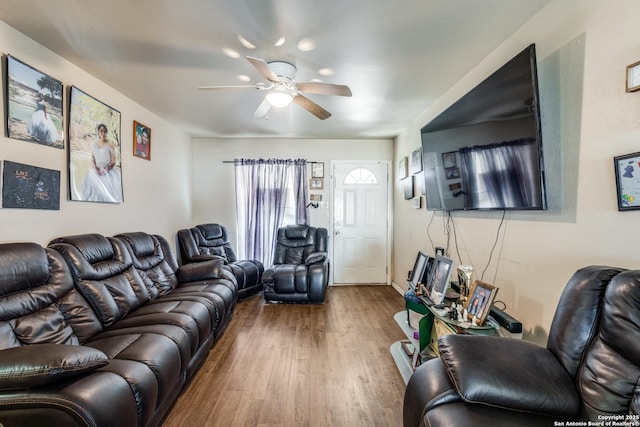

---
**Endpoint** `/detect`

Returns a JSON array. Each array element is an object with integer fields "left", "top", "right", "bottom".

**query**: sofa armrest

[
  {"left": 176, "top": 258, "right": 225, "bottom": 282},
  {"left": 190, "top": 254, "right": 228, "bottom": 264},
  {"left": 438, "top": 334, "right": 580, "bottom": 418},
  {"left": 305, "top": 251, "right": 328, "bottom": 265},
  {"left": 0, "top": 344, "right": 109, "bottom": 390}
]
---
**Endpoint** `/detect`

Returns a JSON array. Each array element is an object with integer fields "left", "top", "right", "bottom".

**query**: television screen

[{"left": 421, "top": 44, "right": 546, "bottom": 211}]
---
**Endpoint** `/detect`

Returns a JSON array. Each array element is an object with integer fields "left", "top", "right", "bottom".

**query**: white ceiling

[{"left": 0, "top": 0, "right": 550, "bottom": 139}]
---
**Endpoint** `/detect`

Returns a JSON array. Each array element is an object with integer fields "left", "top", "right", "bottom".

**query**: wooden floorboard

[{"left": 162, "top": 285, "right": 407, "bottom": 427}]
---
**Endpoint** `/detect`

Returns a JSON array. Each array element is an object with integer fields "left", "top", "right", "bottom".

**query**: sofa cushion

[
  {"left": 438, "top": 334, "right": 580, "bottom": 417},
  {"left": 0, "top": 344, "right": 108, "bottom": 390}
]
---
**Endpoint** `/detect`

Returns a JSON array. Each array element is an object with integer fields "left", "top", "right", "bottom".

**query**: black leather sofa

[
  {"left": 177, "top": 223, "right": 263, "bottom": 300},
  {"left": 403, "top": 266, "right": 640, "bottom": 426},
  {"left": 0, "top": 231, "right": 238, "bottom": 427},
  {"left": 262, "top": 224, "right": 329, "bottom": 303}
]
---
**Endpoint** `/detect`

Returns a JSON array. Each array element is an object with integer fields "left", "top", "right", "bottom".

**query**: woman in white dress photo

[
  {"left": 81, "top": 123, "right": 123, "bottom": 202},
  {"left": 27, "top": 93, "right": 61, "bottom": 144}
]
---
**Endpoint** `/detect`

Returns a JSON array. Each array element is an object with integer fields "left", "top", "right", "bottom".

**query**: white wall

[
  {"left": 0, "top": 20, "right": 193, "bottom": 248},
  {"left": 191, "top": 138, "right": 393, "bottom": 248},
  {"left": 393, "top": 0, "right": 640, "bottom": 343}
]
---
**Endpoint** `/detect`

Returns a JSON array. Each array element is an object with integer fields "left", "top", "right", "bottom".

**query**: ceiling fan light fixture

[{"left": 266, "top": 91, "right": 293, "bottom": 108}]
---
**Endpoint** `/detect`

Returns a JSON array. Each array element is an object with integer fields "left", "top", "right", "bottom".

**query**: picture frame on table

[
  {"left": 614, "top": 151, "right": 640, "bottom": 211},
  {"left": 426, "top": 254, "right": 454, "bottom": 304},
  {"left": 5, "top": 55, "right": 64, "bottom": 149},
  {"left": 68, "top": 86, "right": 123, "bottom": 203},
  {"left": 133, "top": 120, "right": 151, "bottom": 160},
  {"left": 464, "top": 280, "right": 499, "bottom": 326}
]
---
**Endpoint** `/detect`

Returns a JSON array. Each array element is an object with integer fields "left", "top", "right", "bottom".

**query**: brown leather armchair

[
  {"left": 262, "top": 224, "right": 329, "bottom": 303},
  {"left": 403, "top": 266, "right": 639, "bottom": 426}
]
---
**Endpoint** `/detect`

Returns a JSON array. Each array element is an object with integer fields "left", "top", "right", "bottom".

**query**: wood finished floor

[{"left": 162, "top": 285, "right": 407, "bottom": 427}]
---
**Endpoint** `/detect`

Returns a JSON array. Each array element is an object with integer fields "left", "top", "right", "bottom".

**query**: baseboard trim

[{"left": 391, "top": 281, "right": 405, "bottom": 295}]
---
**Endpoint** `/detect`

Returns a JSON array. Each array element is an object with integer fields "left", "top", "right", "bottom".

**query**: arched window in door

[{"left": 344, "top": 167, "right": 378, "bottom": 184}]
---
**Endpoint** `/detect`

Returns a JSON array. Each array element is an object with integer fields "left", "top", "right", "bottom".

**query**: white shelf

[
  {"left": 393, "top": 311, "right": 419, "bottom": 347},
  {"left": 390, "top": 341, "right": 414, "bottom": 384}
]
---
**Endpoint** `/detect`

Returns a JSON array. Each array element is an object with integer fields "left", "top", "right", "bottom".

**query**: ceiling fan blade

[
  {"left": 252, "top": 98, "right": 272, "bottom": 119},
  {"left": 198, "top": 85, "right": 259, "bottom": 90},
  {"left": 246, "top": 56, "right": 280, "bottom": 82},
  {"left": 296, "top": 82, "right": 352, "bottom": 97},
  {"left": 293, "top": 95, "right": 331, "bottom": 120}
]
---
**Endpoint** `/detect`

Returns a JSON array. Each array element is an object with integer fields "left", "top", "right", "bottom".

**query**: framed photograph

[
  {"left": 626, "top": 60, "right": 640, "bottom": 92},
  {"left": 310, "top": 178, "right": 324, "bottom": 190},
  {"left": 68, "top": 86, "right": 123, "bottom": 203},
  {"left": 445, "top": 167, "right": 460, "bottom": 180},
  {"left": 442, "top": 151, "right": 457, "bottom": 168},
  {"left": 133, "top": 121, "right": 151, "bottom": 160},
  {"left": 409, "top": 251, "right": 431, "bottom": 288},
  {"left": 426, "top": 254, "right": 454, "bottom": 305},
  {"left": 399, "top": 156, "right": 408, "bottom": 180},
  {"left": 412, "top": 196, "right": 421, "bottom": 209},
  {"left": 1, "top": 161, "right": 60, "bottom": 210},
  {"left": 614, "top": 152, "right": 640, "bottom": 210},
  {"left": 5, "top": 55, "right": 64, "bottom": 149},
  {"left": 464, "top": 281, "right": 499, "bottom": 326},
  {"left": 311, "top": 162, "right": 324, "bottom": 178},
  {"left": 404, "top": 175, "right": 414, "bottom": 200},
  {"left": 410, "top": 147, "right": 423, "bottom": 174}
]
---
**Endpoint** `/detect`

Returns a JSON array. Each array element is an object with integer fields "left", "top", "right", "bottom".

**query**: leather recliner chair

[
  {"left": 403, "top": 265, "right": 640, "bottom": 426},
  {"left": 177, "top": 223, "right": 263, "bottom": 300},
  {"left": 262, "top": 224, "right": 329, "bottom": 303}
]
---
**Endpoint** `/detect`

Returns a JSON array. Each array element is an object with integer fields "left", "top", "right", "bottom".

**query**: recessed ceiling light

[
  {"left": 297, "top": 38, "right": 316, "bottom": 52},
  {"left": 318, "top": 68, "right": 334, "bottom": 76},
  {"left": 274, "top": 37, "right": 286, "bottom": 47},
  {"left": 310, "top": 78, "right": 323, "bottom": 83},
  {"left": 222, "top": 48, "right": 240, "bottom": 59},
  {"left": 237, "top": 74, "right": 251, "bottom": 82},
  {"left": 237, "top": 35, "right": 255, "bottom": 49}
]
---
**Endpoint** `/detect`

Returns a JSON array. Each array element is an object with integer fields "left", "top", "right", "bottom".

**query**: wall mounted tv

[{"left": 421, "top": 44, "right": 546, "bottom": 211}]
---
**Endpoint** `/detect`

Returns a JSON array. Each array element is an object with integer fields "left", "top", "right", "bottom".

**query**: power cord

[{"left": 480, "top": 210, "right": 507, "bottom": 281}]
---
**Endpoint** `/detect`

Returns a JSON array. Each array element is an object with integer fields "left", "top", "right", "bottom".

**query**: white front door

[{"left": 332, "top": 162, "right": 389, "bottom": 284}]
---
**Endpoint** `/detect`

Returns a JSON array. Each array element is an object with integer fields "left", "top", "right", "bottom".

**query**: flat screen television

[{"left": 421, "top": 44, "right": 547, "bottom": 211}]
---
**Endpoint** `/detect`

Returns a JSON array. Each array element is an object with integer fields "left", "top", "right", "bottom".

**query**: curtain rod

[{"left": 222, "top": 160, "right": 321, "bottom": 164}]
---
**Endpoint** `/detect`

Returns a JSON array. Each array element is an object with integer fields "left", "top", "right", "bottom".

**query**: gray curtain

[
  {"left": 234, "top": 158, "right": 308, "bottom": 265},
  {"left": 460, "top": 138, "right": 541, "bottom": 209}
]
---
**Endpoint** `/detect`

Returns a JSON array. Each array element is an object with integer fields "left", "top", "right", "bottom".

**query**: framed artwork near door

[
  {"left": 310, "top": 178, "right": 324, "bottom": 189},
  {"left": 311, "top": 162, "right": 324, "bottom": 178}
]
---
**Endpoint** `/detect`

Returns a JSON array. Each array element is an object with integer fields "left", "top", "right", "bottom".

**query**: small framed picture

[
  {"left": 426, "top": 255, "right": 454, "bottom": 305},
  {"left": 442, "top": 151, "right": 457, "bottom": 168},
  {"left": 404, "top": 176, "right": 414, "bottom": 200},
  {"left": 412, "top": 197, "right": 421, "bottom": 209},
  {"left": 310, "top": 178, "right": 324, "bottom": 190},
  {"left": 464, "top": 281, "right": 499, "bottom": 326},
  {"left": 399, "top": 156, "right": 409, "bottom": 180},
  {"left": 445, "top": 167, "right": 460, "bottom": 180},
  {"left": 410, "top": 147, "right": 423, "bottom": 174},
  {"left": 614, "top": 152, "right": 640, "bottom": 210},
  {"left": 311, "top": 162, "right": 324, "bottom": 178},
  {"left": 626, "top": 60, "right": 640, "bottom": 92},
  {"left": 133, "top": 121, "right": 151, "bottom": 160}
]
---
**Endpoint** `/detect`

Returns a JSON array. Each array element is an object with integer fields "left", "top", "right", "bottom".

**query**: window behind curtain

[{"left": 234, "top": 158, "right": 308, "bottom": 266}]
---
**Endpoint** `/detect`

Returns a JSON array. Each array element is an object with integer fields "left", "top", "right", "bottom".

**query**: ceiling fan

[{"left": 198, "top": 56, "right": 352, "bottom": 120}]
